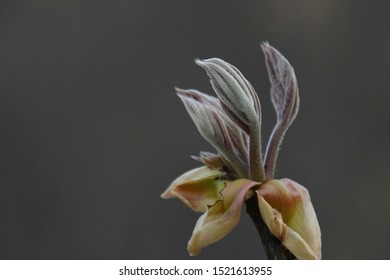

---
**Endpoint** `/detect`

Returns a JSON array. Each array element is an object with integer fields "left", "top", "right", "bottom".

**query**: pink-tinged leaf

[
  {"left": 187, "top": 179, "right": 259, "bottom": 256},
  {"left": 177, "top": 90, "right": 248, "bottom": 178},
  {"left": 196, "top": 58, "right": 261, "bottom": 129},
  {"left": 256, "top": 179, "right": 321, "bottom": 260},
  {"left": 161, "top": 166, "right": 224, "bottom": 213},
  {"left": 261, "top": 42, "right": 299, "bottom": 125},
  {"left": 261, "top": 43, "right": 300, "bottom": 179}
]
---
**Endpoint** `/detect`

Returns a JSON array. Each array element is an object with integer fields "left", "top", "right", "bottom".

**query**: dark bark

[{"left": 245, "top": 195, "right": 297, "bottom": 260}]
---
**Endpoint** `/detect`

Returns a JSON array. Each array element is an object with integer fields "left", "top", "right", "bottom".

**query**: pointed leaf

[
  {"left": 261, "top": 42, "right": 299, "bottom": 125},
  {"left": 196, "top": 59, "right": 265, "bottom": 181},
  {"left": 262, "top": 43, "right": 300, "bottom": 178}
]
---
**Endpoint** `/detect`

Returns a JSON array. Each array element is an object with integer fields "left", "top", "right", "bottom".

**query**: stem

[
  {"left": 264, "top": 122, "right": 287, "bottom": 179},
  {"left": 245, "top": 195, "right": 297, "bottom": 260},
  {"left": 249, "top": 123, "right": 265, "bottom": 182},
  {"left": 246, "top": 121, "right": 296, "bottom": 260}
]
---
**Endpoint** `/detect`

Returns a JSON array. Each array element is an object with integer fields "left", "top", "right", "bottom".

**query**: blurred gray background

[{"left": 0, "top": 0, "right": 389, "bottom": 259}]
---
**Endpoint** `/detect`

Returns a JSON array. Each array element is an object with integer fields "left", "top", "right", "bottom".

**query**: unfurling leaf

[
  {"left": 177, "top": 88, "right": 248, "bottom": 178},
  {"left": 176, "top": 88, "right": 249, "bottom": 161},
  {"left": 196, "top": 58, "right": 261, "bottom": 131},
  {"left": 196, "top": 58, "right": 266, "bottom": 182},
  {"left": 261, "top": 42, "right": 299, "bottom": 125},
  {"left": 262, "top": 43, "right": 300, "bottom": 178}
]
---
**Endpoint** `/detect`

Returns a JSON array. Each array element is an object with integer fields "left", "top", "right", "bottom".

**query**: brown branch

[{"left": 245, "top": 195, "right": 297, "bottom": 260}]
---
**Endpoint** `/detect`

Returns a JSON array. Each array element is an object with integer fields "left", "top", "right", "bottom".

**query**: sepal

[{"left": 256, "top": 179, "right": 321, "bottom": 259}]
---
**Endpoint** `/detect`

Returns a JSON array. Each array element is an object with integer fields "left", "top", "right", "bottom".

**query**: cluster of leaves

[{"left": 162, "top": 43, "right": 321, "bottom": 259}]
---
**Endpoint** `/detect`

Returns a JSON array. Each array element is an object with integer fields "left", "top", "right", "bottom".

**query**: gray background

[{"left": 0, "top": 0, "right": 389, "bottom": 259}]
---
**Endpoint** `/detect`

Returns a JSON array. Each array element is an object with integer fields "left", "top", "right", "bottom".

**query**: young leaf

[
  {"left": 261, "top": 42, "right": 299, "bottom": 125},
  {"left": 177, "top": 90, "right": 247, "bottom": 178},
  {"left": 261, "top": 43, "right": 300, "bottom": 178},
  {"left": 195, "top": 58, "right": 261, "bottom": 129},
  {"left": 196, "top": 58, "right": 265, "bottom": 182}
]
